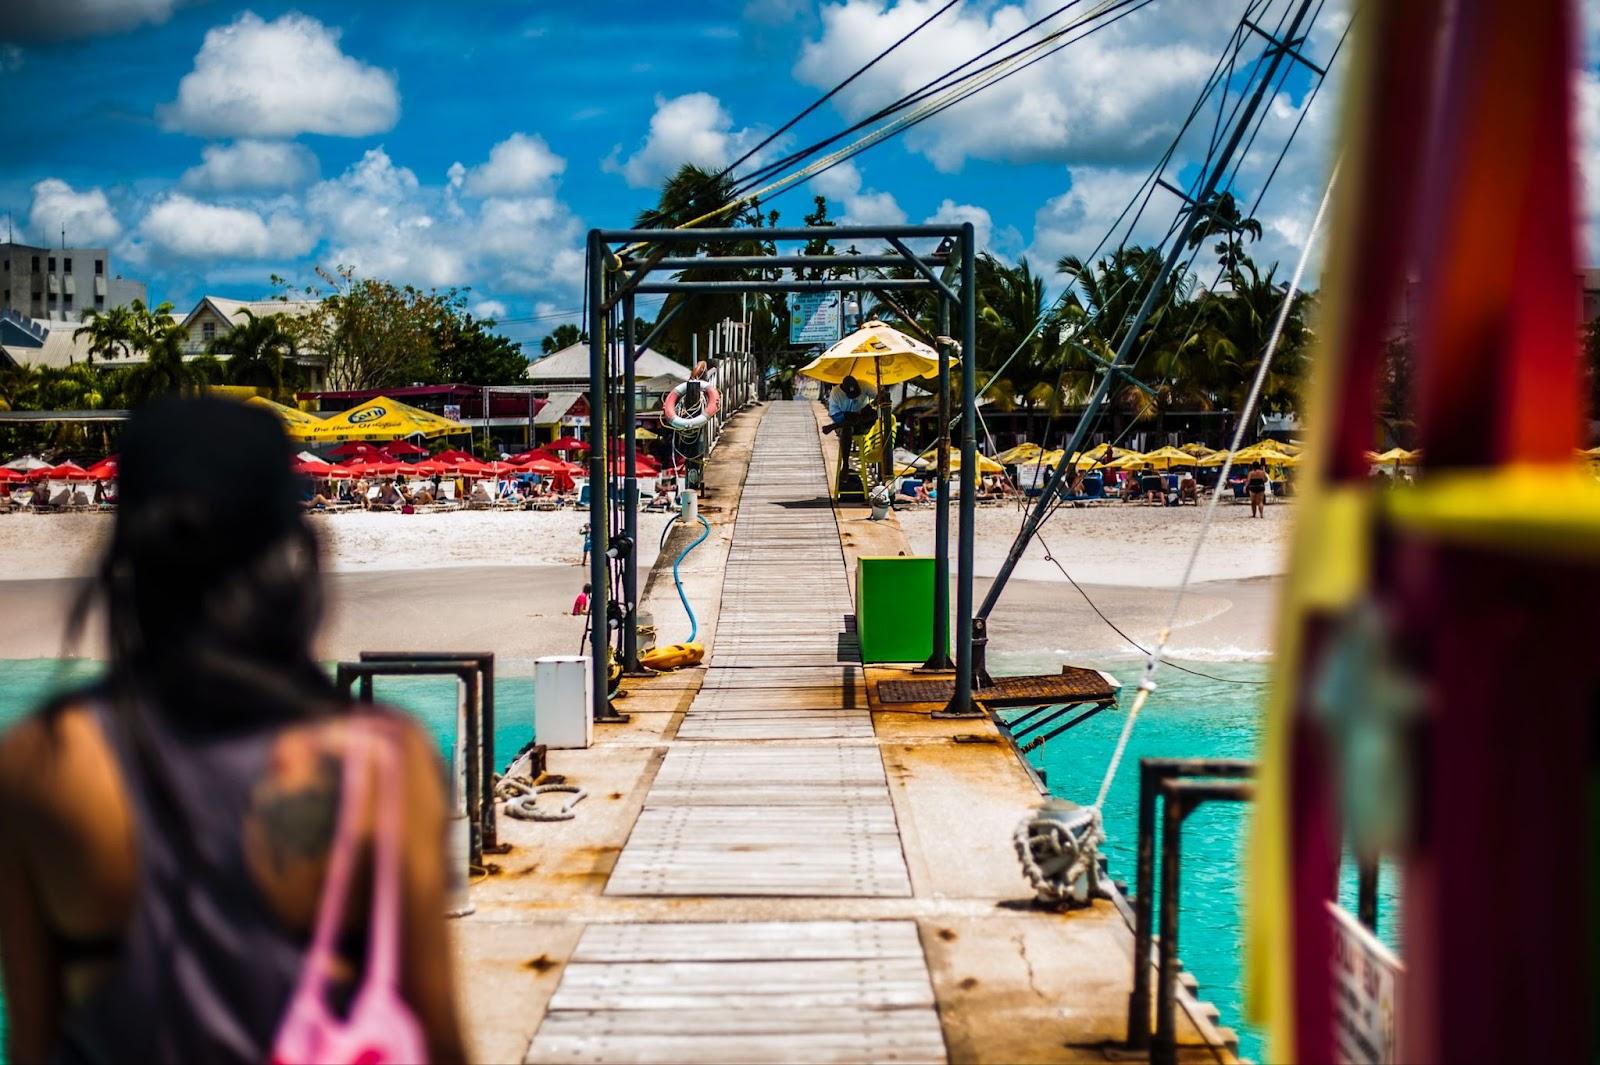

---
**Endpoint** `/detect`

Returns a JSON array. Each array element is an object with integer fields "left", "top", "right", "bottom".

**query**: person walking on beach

[
  {"left": 573, "top": 583, "right": 592, "bottom": 616},
  {"left": 0, "top": 398, "right": 466, "bottom": 1064},
  {"left": 1246, "top": 460, "right": 1269, "bottom": 518}
]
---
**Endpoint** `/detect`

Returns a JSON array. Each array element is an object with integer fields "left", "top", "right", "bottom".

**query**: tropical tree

[
  {"left": 635, "top": 163, "right": 770, "bottom": 361},
  {"left": 208, "top": 308, "right": 300, "bottom": 397},
  {"left": 1194, "top": 258, "right": 1314, "bottom": 432},
  {"left": 123, "top": 309, "right": 200, "bottom": 405},
  {"left": 1185, "top": 191, "right": 1263, "bottom": 279},
  {"left": 432, "top": 311, "right": 530, "bottom": 385},
  {"left": 73, "top": 304, "right": 139, "bottom": 364},
  {"left": 541, "top": 323, "right": 586, "bottom": 353}
]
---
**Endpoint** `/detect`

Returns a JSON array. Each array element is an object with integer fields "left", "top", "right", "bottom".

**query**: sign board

[
  {"left": 789, "top": 292, "right": 842, "bottom": 345},
  {"left": 1328, "top": 901, "right": 1402, "bottom": 1064},
  {"left": 565, "top": 415, "right": 590, "bottom": 428},
  {"left": 443, "top": 404, "right": 462, "bottom": 422}
]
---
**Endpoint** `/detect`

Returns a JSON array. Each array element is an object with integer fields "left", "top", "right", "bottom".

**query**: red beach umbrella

[
  {"left": 294, "top": 458, "right": 351, "bottom": 479},
  {"left": 329, "top": 442, "right": 382, "bottom": 459},
  {"left": 32, "top": 462, "right": 93, "bottom": 481},
  {"left": 84, "top": 456, "right": 118, "bottom": 479},
  {"left": 433, "top": 449, "right": 478, "bottom": 464},
  {"left": 381, "top": 439, "right": 428, "bottom": 457},
  {"left": 546, "top": 436, "right": 590, "bottom": 452},
  {"left": 0, "top": 468, "right": 23, "bottom": 483}
]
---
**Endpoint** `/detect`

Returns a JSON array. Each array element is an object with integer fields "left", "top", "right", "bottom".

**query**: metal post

[
  {"left": 622, "top": 294, "right": 640, "bottom": 672},
  {"left": 1128, "top": 761, "right": 1162, "bottom": 1051},
  {"left": 1358, "top": 854, "right": 1379, "bottom": 931},
  {"left": 942, "top": 222, "right": 981, "bottom": 717},
  {"left": 1152, "top": 784, "right": 1186, "bottom": 1065},
  {"left": 586, "top": 230, "right": 611, "bottom": 724},
  {"left": 923, "top": 294, "right": 953, "bottom": 670}
]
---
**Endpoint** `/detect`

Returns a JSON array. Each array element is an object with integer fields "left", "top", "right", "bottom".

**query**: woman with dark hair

[{"left": 0, "top": 397, "right": 466, "bottom": 1063}]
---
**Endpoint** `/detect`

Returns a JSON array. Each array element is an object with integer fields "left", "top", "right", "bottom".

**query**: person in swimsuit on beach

[
  {"left": 0, "top": 398, "right": 466, "bottom": 1063},
  {"left": 1246, "top": 460, "right": 1269, "bottom": 517}
]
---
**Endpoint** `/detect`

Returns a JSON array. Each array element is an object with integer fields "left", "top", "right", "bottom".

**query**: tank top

[{"left": 55, "top": 702, "right": 345, "bottom": 1064}]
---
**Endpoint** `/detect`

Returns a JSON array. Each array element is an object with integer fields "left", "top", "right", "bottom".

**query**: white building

[{"left": 0, "top": 242, "right": 147, "bottom": 324}]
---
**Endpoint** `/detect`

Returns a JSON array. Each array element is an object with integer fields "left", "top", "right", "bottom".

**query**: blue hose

[{"left": 671, "top": 513, "right": 712, "bottom": 643}]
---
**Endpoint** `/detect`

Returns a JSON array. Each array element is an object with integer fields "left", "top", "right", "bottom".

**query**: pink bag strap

[{"left": 297, "top": 721, "right": 404, "bottom": 996}]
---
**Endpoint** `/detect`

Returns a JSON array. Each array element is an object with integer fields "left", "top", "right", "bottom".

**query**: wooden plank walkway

[{"left": 526, "top": 401, "right": 946, "bottom": 1064}]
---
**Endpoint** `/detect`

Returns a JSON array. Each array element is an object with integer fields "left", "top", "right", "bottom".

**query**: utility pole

[{"left": 966, "top": 0, "right": 1322, "bottom": 687}]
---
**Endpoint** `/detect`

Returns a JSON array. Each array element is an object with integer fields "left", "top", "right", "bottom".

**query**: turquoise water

[
  {"left": 995, "top": 651, "right": 1402, "bottom": 1063},
  {"left": 0, "top": 657, "right": 1399, "bottom": 1063}
]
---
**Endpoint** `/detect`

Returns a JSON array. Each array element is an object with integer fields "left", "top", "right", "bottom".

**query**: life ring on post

[{"left": 663, "top": 381, "right": 720, "bottom": 430}]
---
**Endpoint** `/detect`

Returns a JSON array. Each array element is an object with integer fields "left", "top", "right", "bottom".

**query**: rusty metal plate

[{"left": 876, "top": 667, "right": 1119, "bottom": 707}]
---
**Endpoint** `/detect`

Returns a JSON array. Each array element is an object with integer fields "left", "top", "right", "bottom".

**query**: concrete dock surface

[{"left": 453, "top": 400, "right": 1238, "bottom": 1064}]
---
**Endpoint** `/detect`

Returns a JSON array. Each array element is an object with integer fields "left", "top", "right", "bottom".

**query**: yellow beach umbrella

[
  {"left": 899, "top": 447, "right": 1004, "bottom": 475},
  {"left": 245, "top": 395, "right": 327, "bottom": 439},
  {"left": 1140, "top": 445, "right": 1200, "bottom": 468},
  {"left": 1179, "top": 442, "right": 1215, "bottom": 457},
  {"left": 1367, "top": 446, "right": 1420, "bottom": 464},
  {"left": 634, "top": 426, "right": 661, "bottom": 442},
  {"left": 798, "top": 319, "right": 946, "bottom": 386},
  {"left": 299, "top": 396, "right": 468, "bottom": 443},
  {"left": 996, "top": 442, "right": 1045, "bottom": 465}
]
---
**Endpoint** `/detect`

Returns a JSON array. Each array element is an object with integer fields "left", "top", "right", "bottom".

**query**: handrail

[
  {"left": 1125, "top": 757, "right": 1256, "bottom": 1059},
  {"left": 334, "top": 653, "right": 497, "bottom": 864}
]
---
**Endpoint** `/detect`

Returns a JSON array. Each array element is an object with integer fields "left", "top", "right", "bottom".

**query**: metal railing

[
  {"left": 1126, "top": 758, "right": 1256, "bottom": 1064},
  {"left": 334, "top": 652, "right": 498, "bottom": 865}
]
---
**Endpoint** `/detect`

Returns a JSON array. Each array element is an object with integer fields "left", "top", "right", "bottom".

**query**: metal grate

[{"left": 877, "top": 667, "right": 1119, "bottom": 707}]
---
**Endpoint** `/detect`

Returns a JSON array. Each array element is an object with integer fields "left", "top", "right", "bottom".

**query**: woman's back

[{"left": 0, "top": 698, "right": 461, "bottom": 1063}]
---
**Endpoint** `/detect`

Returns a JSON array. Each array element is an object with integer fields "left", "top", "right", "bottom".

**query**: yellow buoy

[{"left": 639, "top": 643, "right": 706, "bottom": 671}]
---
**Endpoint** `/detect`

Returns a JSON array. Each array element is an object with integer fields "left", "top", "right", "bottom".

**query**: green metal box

[{"left": 855, "top": 555, "right": 946, "bottom": 663}]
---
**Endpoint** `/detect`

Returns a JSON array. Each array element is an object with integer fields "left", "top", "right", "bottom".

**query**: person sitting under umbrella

[{"left": 821, "top": 375, "right": 879, "bottom": 455}]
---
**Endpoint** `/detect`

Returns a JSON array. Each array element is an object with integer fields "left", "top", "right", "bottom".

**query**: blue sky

[{"left": 0, "top": 0, "right": 1390, "bottom": 351}]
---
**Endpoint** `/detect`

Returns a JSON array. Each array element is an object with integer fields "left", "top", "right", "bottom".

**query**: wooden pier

[{"left": 454, "top": 401, "right": 1238, "bottom": 1064}]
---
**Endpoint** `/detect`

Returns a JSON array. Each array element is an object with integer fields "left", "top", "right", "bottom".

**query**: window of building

[
  {"left": 95, "top": 295, "right": 105, "bottom": 308},
  {"left": 63, "top": 294, "right": 73, "bottom": 310},
  {"left": 3, "top": 259, "right": 8, "bottom": 272},
  {"left": 202, "top": 321, "right": 216, "bottom": 342},
  {"left": 47, "top": 293, "right": 56, "bottom": 305},
  {"left": 47, "top": 257, "right": 55, "bottom": 272},
  {"left": 64, "top": 258, "right": 72, "bottom": 273},
  {"left": 95, "top": 259, "right": 104, "bottom": 275},
  {"left": 31, "top": 256, "right": 39, "bottom": 271},
  {"left": 3, "top": 290, "right": 9, "bottom": 305}
]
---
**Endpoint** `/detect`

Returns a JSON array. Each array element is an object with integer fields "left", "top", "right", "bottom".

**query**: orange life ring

[{"left": 663, "top": 381, "right": 720, "bottom": 430}]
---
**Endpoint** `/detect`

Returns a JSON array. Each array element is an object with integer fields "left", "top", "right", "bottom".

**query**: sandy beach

[
  {"left": 0, "top": 496, "right": 1284, "bottom": 666},
  {"left": 0, "top": 509, "right": 673, "bottom": 664}
]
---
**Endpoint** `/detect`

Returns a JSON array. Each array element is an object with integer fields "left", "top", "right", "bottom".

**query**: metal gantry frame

[{"left": 584, "top": 223, "right": 982, "bottom": 724}]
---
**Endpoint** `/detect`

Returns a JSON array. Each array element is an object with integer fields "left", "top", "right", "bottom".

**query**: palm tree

[
  {"left": 1195, "top": 258, "right": 1314, "bottom": 434},
  {"left": 208, "top": 308, "right": 299, "bottom": 397},
  {"left": 124, "top": 315, "right": 198, "bottom": 406},
  {"left": 635, "top": 164, "right": 771, "bottom": 361},
  {"left": 73, "top": 304, "right": 138, "bottom": 365},
  {"left": 1185, "top": 192, "right": 1263, "bottom": 279}
]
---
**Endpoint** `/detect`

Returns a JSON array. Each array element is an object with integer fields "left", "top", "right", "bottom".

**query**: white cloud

[
  {"left": 472, "top": 299, "right": 509, "bottom": 320},
  {"left": 160, "top": 12, "right": 400, "bottom": 139},
  {"left": 137, "top": 194, "right": 316, "bottom": 260},
  {"left": 606, "top": 92, "right": 764, "bottom": 188},
  {"left": 28, "top": 178, "right": 121, "bottom": 245},
  {"left": 305, "top": 149, "right": 467, "bottom": 288},
  {"left": 180, "top": 140, "right": 321, "bottom": 192},
  {"left": 925, "top": 200, "right": 993, "bottom": 256},
  {"left": 4, "top": 0, "right": 185, "bottom": 43},
  {"left": 795, "top": 1, "right": 1249, "bottom": 172},
  {"left": 455, "top": 133, "right": 565, "bottom": 197},
  {"left": 1578, "top": 69, "right": 1600, "bottom": 262},
  {"left": 305, "top": 145, "right": 586, "bottom": 297},
  {"left": 810, "top": 161, "right": 905, "bottom": 226}
]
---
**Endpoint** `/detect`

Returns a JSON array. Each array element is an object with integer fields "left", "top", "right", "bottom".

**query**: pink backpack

[{"left": 272, "top": 727, "right": 429, "bottom": 1065}]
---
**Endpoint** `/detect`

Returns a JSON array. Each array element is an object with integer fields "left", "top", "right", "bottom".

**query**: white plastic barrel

[{"left": 535, "top": 655, "right": 593, "bottom": 749}]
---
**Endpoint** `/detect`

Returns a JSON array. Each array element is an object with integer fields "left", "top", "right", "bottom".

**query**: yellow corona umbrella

[
  {"left": 895, "top": 447, "right": 1004, "bottom": 476},
  {"left": 797, "top": 320, "right": 945, "bottom": 386},
  {"left": 1370, "top": 446, "right": 1420, "bottom": 464},
  {"left": 1140, "top": 445, "right": 1200, "bottom": 468},
  {"left": 245, "top": 395, "right": 327, "bottom": 439},
  {"left": 1179, "top": 442, "right": 1215, "bottom": 457},
  {"left": 299, "top": 396, "right": 467, "bottom": 443}
]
